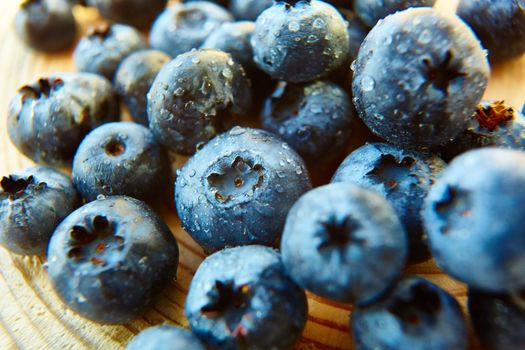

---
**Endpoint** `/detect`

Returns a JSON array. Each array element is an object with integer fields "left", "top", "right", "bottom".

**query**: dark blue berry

[
  {"left": 261, "top": 80, "right": 354, "bottom": 164},
  {"left": 354, "top": 0, "right": 436, "bottom": 27},
  {"left": 442, "top": 100, "right": 525, "bottom": 161},
  {"left": 114, "top": 50, "right": 171, "bottom": 125},
  {"left": 458, "top": 0, "right": 525, "bottom": 63},
  {"left": 8, "top": 73, "right": 120, "bottom": 166},
  {"left": 126, "top": 325, "right": 206, "bottom": 350},
  {"left": 182, "top": 0, "right": 228, "bottom": 7},
  {"left": 74, "top": 24, "right": 146, "bottom": 80},
  {"left": 15, "top": 0, "right": 77, "bottom": 52},
  {"left": 0, "top": 166, "right": 79, "bottom": 256},
  {"left": 175, "top": 127, "right": 312, "bottom": 253},
  {"left": 351, "top": 275, "right": 468, "bottom": 350},
  {"left": 352, "top": 7, "right": 489, "bottom": 150},
  {"left": 201, "top": 21, "right": 256, "bottom": 72},
  {"left": 185, "top": 245, "right": 307, "bottom": 350},
  {"left": 150, "top": 2, "right": 233, "bottom": 58},
  {"left": 423, "top": 148, "right": 525, "bottom": 292},
  {"left": 332, "top": 143, "right": 446, "bottom": 263},
  {"left": 229, "top": 0, "right": 273, "bottom": 20},
  {"left": 47, "top": 196, "right": 179, "bottom": 324},
  {"left": 148, "top": 49, "right": 252, "bottom": 154},
  {"left": 339, "top": 7, "right": 369, "bottom": 65},
  {"left": 87, "top": 0, "right": 168, "bottom": 29},
  {"left": 251, "top": 0, "right": 350, "bottom": 83},
  {"left": 281, "top": 183, "right": 407, "bottom": 304},
  {"left": 72, "top": 122, "right": 171, "bottom": 202},
  {"left": 468, "top": 288, "right": 525, "bottom": 350}
]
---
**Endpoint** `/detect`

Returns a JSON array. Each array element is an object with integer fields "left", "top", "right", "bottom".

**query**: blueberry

[
  {"left": 458, "top": 0, "right": 525, "bottom": 63},
  {"left": 352, "top": 7, "right": 490, "bottom": 150},
  {"left": 281, "top": 183, "right": 407, "bottom": 304},
  {"left": 251, "top": 0, "right": 350, "bottom": 83},
  {"left": 74, "top": 24, "right": 146, "bottom": 80},
  {"left": 72, "top": 122, "right": 171, "bottom": 202},
  {"left": 150, "top": 2, "right": 233, "bottom": 58},
  {"left": 468, "top": 288, "right": 525, "bottom": 350},
  {"left": 354, "top": 0, "right": 436, "bottom": 27},
  {"left": 8, "top": 73, "right": 120, "bottom": 166},
  {"left": 127, "top": 325, "right": 206, "bottom": 350},
  {"left": 201, "top": 21, "right": 256, "bottom": 72},
  {"left": 114, "top": 50, "right": 171, "bottom": 125},
  {"left": 87, "top": 0, "right": 168, "bottom": 29},
  {"left": 175, "top": 127, "right": 312, "bottom": 253},
  {"left": 442, "top": 101, "right": 525, "bottom": 160},
  {"left": 332, "top": 143, "right": 446, "bottom": 263},
  {"left": 148, "top": 49, "right": 252, "bottom": 154},
  {"left": 262, "top": 80, "right": 354, "bottom": 164},
  {"left": 47, "top": 196, "right": 179, "bottom": 324},
  {"left": 229, "top": 0, "right": 273, "bottom": 20},
  {"left": 351, "top": 275, "right": 468, "bottom": 350},
  {"left": 185, "top": 245, "right": 308, "bottom": 349},
  {"left": 15, "top": 0, "right": 77, "bottom": 52},
  {"left": 0, "top": 166, "right": 79, "bottom": 256},
  {"left": 423, "top": 148, "right": 525, "bottom": 292}
]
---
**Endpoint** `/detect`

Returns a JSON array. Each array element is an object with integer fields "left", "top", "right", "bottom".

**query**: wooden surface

[{"left": 1, "top": 1, "right": 524, "bottom": 349}]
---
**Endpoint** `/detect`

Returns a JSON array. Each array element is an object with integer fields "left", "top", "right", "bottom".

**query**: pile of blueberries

[{"left": 4, "top": 0, "right": 525, "bottom": 349}]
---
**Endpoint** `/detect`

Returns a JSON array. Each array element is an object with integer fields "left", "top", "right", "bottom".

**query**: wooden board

[{"left": 0, "top": 1, "right": 524, "bottom": 349}]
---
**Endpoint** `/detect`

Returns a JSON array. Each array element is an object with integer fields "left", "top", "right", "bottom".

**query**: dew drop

[
  {"left": 361, "top": 76, "right": 375, "bottom": 92},
  {"left": 288, "top": 21, "right": 300, "bottom": 32}
]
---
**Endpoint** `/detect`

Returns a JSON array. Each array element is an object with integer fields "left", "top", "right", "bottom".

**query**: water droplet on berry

[
  {"left": 361, "top": 76, "right": 375, "bottom": 92},
  {"left": 288, "top": 21, "right": 300, "bottom": 32}
]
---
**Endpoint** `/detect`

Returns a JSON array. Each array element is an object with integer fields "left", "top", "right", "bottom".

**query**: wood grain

[{"left": 0, "top": 0, "right": 524, "bottom": 349}]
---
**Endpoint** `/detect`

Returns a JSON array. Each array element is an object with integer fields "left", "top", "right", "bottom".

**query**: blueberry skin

[
  {"left": 458, "top": 0, "right": 525, "bottom": 63},
  {"left": 262, "top": 80, "right": 354, "bottom": 164},
  {"left": 175, "top": 127, "right": 312, "bottom": 253},
  {"left": 150, "top": 2, "right": 233, "bottom": 58},
  {"left": 127, "top": 325, "right": 206, "bottom": 350},
  {"left": 148, "top": 49, "right": 252, "bottom": 155},
  {"left": 0, "top": 167, "right": 79, "bottom": 256},
  {"left": 281, "top": 183, "right": 407, "bottom": 304},
  {"left": 72, "top": 122, "right": 171, "bottom": 202},
  {"left": 354, "top": 0, "right": 436, "bottom": 27},
  {"left": 47, "top": 196, "right": 179, "bottom": 324},
  {"left": 351, "top": 275, "right": 468, "bottom": 350},
  {"left": 468, "top": 288, "right": 525, "bottom": 350},
  {"left": 114, "top": 50, "right": 171, "bottom": 125},
  {"left": 251, "top": 0, "right": 350, "bottom": 83},
  {"left": 332, "top": 143, "right": 446, "bottom": 263},
  {"left": 201, "top": 21, "right": 256, "bottom": 71},
  {"left": 442, "top": 100, "right": 525, "bottom": 161},
  {"left": 87, "top": 0, "right": 168, "bottom": 29},
  {"left": 8, "top": 73, "right": 120, "bottom": 166},
  {"left": 185, "top": 245, "right": 308, "bottom": 350},
  {"left": 182, "top": 0, "right": 228, "bottom": 7},
  {"left": 15, "top": 0, "right": 77, "bottom": 52},
  {"left": 423, "top": 148, "right": 525, "bottom": 292},
  {"left": 352, "top": 8, "right": 490, "bottom": 151},
  {"left": 229, "top": 0, "right": 273, "bottom": 20},
  {"left": 74, "top": 24, "right": 146, "bottom": 80}
]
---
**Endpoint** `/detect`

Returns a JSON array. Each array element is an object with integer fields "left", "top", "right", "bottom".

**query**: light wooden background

[{"left": 1, "top": 0, "right": 524, "bottom": 349}]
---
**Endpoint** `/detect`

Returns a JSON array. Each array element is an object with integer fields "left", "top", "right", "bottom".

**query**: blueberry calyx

[
  {"left": 19, "top": 78, "right": 64, "bottom": 100},
  {"left": 0, "top": 175, "right": 36, "bottom": 197},
  {"left": 387, "top": 282, "right": 442, "bottom": 328},
  {"left": 475, "top": 100, "right": 515, "bottom": 131},
  {"left": 318, "top": 216, "right": 364, "bottom": 252},
  {"left": 105, "top": 138, "right": 126, "bottom": 157},
  {"left": 423, "top": 50, "right": 465, "bottom": 95},
  {"left": 87, "top": 24, "right": 112, "bottom": 39},
  {"left": 67, "top": 215, "right": 125, "bottom": 266},
  {"left": 207, "top": 156, "right": 264, "bottom": 204},
  {"left": 176, "top": 8, "right": 208, "bottom": 29},
  {"left": 201, "top": 280, "right": 252, "bottom": 334},
  {"left": 367, "top": 154, "right": 416, "bottom": 190}
]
